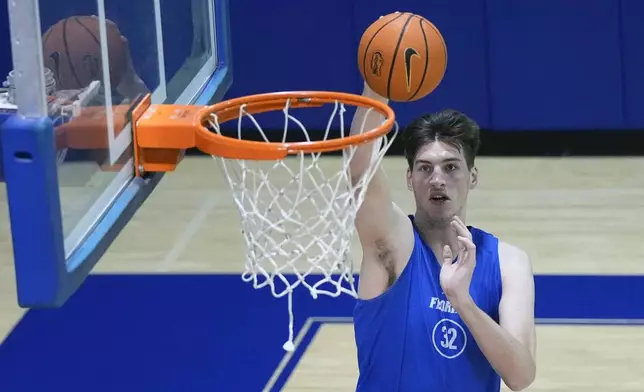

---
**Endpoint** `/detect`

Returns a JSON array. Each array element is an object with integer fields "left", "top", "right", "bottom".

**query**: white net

[{"left": 207, "top": 97, "right": 398, "bottom": 351}]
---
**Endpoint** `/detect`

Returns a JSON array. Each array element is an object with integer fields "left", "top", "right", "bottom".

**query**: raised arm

[{"left": 350, "top": 83, "right": 414, "bottom": 300}]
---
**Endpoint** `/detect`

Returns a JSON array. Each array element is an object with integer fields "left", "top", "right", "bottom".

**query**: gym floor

[{"left": 1, "top": 155, "right": 643, "bottom": 391}]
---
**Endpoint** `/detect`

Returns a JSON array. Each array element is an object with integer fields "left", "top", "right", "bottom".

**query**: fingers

[
  {"left": 456, "top": 235, "right": 476, "bottom": 267},
  {"left": 457, "top": 235, "right": 475, "bottom": 251},
  {"left": 450, "top": 216, "right": 470, "bottom": 238},
  {"left": 442, "top": 245, "right": 453, "bottom": 264},
  {"left": 450, "top": 216, "right": 467, "bottom": 232}
]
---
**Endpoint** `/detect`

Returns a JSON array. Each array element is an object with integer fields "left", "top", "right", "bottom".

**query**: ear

[
  {"left": 406, "top": 167, "right": 413, "bottom": 191},
  {"left": 469, "top": 166, "right": 479, "bottom": 189}
]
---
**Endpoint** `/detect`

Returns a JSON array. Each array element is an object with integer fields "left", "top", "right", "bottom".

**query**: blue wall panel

[
  {"left": 486, "top": 0, "right": 624, "bottom": 130},
  {"left": 620, "top": 0, "right": 644, "bottom": 129},
  {"left": 1, "top": 0, "right": 643, "bottom": 132},
  {"left": 221, "top": 0, "right": 358, "bottom": 131}
]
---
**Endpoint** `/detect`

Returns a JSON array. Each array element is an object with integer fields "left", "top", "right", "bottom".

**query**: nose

[{"left": 429, "top": 170, "right": 446, "bottom": 187}]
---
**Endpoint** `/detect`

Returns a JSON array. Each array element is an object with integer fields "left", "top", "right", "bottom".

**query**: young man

[{"left": 351, "top": 83, "right": 537, "bottom": 392}]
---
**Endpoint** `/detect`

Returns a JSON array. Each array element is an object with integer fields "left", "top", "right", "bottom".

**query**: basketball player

[{"left": 350, "top": 83, "right": 537, "bottom": 391}]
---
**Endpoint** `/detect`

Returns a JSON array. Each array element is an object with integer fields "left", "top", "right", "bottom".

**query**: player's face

[{"left": 406, "top": 141, "right": 477, "bottom": 224}]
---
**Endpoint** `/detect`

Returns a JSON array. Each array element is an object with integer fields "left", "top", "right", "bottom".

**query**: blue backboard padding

[
  {"left": 2, "top": 0, "right": 233, "bottom": 308},
  {"left": 0, "top": 112, "right": 9, "bottom": 182},
  {"left": 1, "top": 116, "right": 65, "bottom": 306}
]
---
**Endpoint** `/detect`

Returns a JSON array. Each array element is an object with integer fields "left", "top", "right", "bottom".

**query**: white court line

[
  {"left": 286, "top": 316, "right": 644, "bottom": 326},
  {"left": 536, "top": 318, "right": 644, "bottom": 325},
  {"left": 159, "top": 194, "right": 219, "bottom": 271},
  {"left": 263, "top": 317, "right": 317, "bottom": 392},
  {"left": 63, "top": 158, "right": 134, "bottom": 258},
  {"left": 260, "top": 315, "right": 644, "bottom": 390},
  {"left": 298, "top": 317, "right": 644, "bottom": 325}
]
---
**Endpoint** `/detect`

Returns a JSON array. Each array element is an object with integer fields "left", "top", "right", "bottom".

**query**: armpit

[{"left": 374, "top": 239, "right": 397, "bottom": 287}]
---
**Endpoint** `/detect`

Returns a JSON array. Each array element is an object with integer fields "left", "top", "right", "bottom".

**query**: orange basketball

[
  {"left": 43, "top": 16, "right": 127, "bottom": 91},
  {"left": 358, "top": 12, "right": 447, "bottom": 102}
]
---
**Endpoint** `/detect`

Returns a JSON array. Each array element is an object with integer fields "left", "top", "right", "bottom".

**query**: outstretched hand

[{"left": 439, "top": 216, "right": 476, "bottom": 307}]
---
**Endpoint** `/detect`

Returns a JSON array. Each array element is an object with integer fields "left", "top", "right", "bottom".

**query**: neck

[{"left": 414, "top": 211, "right": 466, "bottom": 264}]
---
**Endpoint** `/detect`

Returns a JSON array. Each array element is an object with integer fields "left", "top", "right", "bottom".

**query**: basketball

[
  {"left": 42, "top": 15, "right": 128, "bottom": 91},
  {"left": 357, "top": 12, "right": 447, "bottom": 102}
]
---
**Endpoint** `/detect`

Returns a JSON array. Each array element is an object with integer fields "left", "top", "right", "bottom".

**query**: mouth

[{"left": 429, "top": 194, "right": 450, "bottom": 204}]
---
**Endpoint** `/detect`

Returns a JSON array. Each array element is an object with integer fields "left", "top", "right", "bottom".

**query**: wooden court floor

[{"left": 2, "top": 155, "right": 644, "bottom": 391}]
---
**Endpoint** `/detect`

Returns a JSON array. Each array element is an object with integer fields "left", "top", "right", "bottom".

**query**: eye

[
  {"left": 418, "top": 164, "right": 431, "bottom": 172},
  {"left": 445, "top": 163, "right": 458, "bottom": 172}
]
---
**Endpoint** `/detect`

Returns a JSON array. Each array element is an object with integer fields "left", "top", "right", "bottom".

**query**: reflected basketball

[
  {"left": 42, "top": 15, "right": 127, "bottom": 91},
  {"left": 358, "top": 12, "right": 447, "bottom": 102}
]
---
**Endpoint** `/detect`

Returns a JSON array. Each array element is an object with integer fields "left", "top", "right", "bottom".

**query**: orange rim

[{"left": 194, "top": 91, "right": 395, "bottom": 158}]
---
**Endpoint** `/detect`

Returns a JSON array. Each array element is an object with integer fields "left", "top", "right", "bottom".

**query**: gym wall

[
  {"left": 223, "top": 0, "right": 644, "bottom": 131},
  {"left": 1, "top": 0, "right": 643, "bottom": 155}
]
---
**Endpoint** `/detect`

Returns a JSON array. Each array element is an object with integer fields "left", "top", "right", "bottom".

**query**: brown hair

[{"left": 401, "top": 109, "right": 481, "bottom": 169}]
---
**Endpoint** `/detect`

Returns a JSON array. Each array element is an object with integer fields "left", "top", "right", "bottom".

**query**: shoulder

[{"left": 497, "top": 240, "right": 533, "bottom": 283}]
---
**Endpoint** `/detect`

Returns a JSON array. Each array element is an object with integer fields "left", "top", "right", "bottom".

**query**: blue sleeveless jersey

[{"left": 353, "top": 216, "right": 503, "bottom": 392}]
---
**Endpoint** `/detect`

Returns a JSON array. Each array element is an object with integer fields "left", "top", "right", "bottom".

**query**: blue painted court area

[{"left": 0, "top": 274, "right": 643, "bottom": 391}]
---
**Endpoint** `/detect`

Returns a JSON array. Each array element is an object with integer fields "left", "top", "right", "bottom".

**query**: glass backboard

[{"left": 0, "top": 0, "right": 232, "bottom": 307}]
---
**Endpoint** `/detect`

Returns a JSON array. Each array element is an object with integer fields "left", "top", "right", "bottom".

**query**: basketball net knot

[{"left": 208, "top": 97, "right": 397, "bottom": 351}]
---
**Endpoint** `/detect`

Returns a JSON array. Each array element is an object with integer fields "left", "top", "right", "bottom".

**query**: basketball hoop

[{"left": 132, "top": 91, "right": 398, "bottom": 351}]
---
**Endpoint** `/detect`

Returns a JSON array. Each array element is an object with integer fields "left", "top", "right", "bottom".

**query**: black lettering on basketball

[
  {"left": 362, "top": 13, "right": 406, "bottom": 86},
  {"left": 371, "top": 51, "right": 384, "bottom": 77}
]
